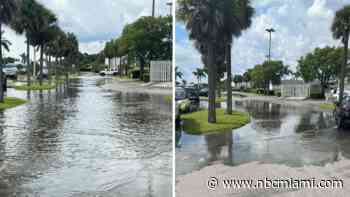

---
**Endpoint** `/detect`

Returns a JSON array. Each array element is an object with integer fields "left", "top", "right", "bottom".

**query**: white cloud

[
  {"left": 175, "top": 39, "right": 203, "bottom": 82},
  {"left": 176, "top": 0, "right": 347, "bottom": 81},
  {"left": 79, "top": 41, "right": 106, "bottom": 55},
  {"left": 307, "top": 0, "right": 333, "bottom": 18},
  {"left": 3, "top": 0, "right": 170, "bottom": 60}
]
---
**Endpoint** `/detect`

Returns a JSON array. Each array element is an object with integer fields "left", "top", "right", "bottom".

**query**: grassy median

[
  {"left": 320, "top": 103, "right": 335, "bottom": 110},
  {"left": 14, "top": 82, "right": 57, "bottom": 91},
  {"left": 163, "top": 95, "right": 172, "bottom": 102},
  {"left": 0, "top": 97, "right": 27, "bottom": 110},
  {"left": 200, "top": 96, "right": 226, "bottom": 103},
  {"left": 181, "top": 108, "right": 250, "bottom": 135}
]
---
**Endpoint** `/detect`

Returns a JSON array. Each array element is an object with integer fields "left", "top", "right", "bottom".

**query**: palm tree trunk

[
  {"left": 119, "top": 57, "right": 122, "bottom": 77},
  {"left": 54, "top": 57, "right": 58, "bottom": 84},
  {"left": 48, "top": 55, "right": 51, "bottom": 85},
  {"left": 39, "top": 45, "right": 44, "bottom": 86},
  {"left": 33, "top": 46, "right": 36, "bottom": 77},
  {"left": 339, "top": 31, "right": 349, "bottom": 105},
  {"left": 208, "top": 44, "right": 216, "bottom": 123},
  {"left": 226, "top": 42, "right": 232, "bottom": 114},
  {"left": 0, "top": 23, "right": 4, "bottom": 102},
  {"left": 26, "top": 39, "right": 31, "bottom": 87},
  {"left": 65, "top": 59, "right": 69, "bottom": 82}
]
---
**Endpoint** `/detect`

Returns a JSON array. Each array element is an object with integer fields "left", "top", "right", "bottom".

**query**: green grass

[
  {"left": 163, "top": 95, "right": 172, "bottom": 102},
  {"left": 0, "top": 97, "right": 27, "bottom": 110},
  {"left": 114, "top": 75, "right": 132, "bottom": 80},
  {"left": 14, "top": 82, "right": 57, "bottom": 91},
  {"left": 179, "top": 100, "right": 191, "bottom": 112},
  {"left": 320, "top": 103, "right": 335, "bottom": 110},
  {"left": 200, "top": 96, "right": 226, "bottom": 103},
  {"left": 181, "top": 108, "right": 250, "bottom": 135}
]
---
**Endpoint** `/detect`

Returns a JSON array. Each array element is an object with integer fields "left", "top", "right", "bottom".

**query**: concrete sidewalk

[{"left": 102, "top": 79, "right": 172, "bottom": 95}]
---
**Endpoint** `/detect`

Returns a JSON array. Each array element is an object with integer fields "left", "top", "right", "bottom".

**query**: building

[
  {"left": 280, "top": 80, "right": 322, "bottom": 98},
  {"left": 150, "top": 61, "right": 172, "bottom": 82},
  {"left": 281, "top": 80, "right": 310, "bottom": 98},
  {"left": 104, "top": 55, "right": 128, "bottom": 73}
]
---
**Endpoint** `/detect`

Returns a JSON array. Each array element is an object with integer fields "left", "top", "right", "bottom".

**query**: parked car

[
  {"left": 176, "top": 87, "right": 186, "bottom": 101},
  {"left": 199, "top": 87, "right": 208, "bottom": 96},
  {"left": 99, "top": 68, "right": 118, "bottom": 76},
  {"left": 332, "top": 88, "right": 350, "bottom": 101},
  {"left": 2, "top": 63, "right": 18, "bottom": 79},
  {"left": 175, "top": 86, "right": 199, "bottom": 130},
  {"left": 334, "top": 96, "right": 350, "bottom": 129},
  {"left": 184, "top": 87, "right": 200, "bottom": 103},
  {"left": 35, "top": 67, "right": 49, "bottom": 79},
  {"left": 176, "top": 87, "right": 188, "bottom": 130}
]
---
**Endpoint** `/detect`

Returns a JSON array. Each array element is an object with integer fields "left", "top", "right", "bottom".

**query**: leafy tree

[
  {"left": 250, "top": 60, "right": 289, "bottom": 91},
  {"left": 242, "top": 69, "right": 251, "bottom": 83},
  {"left": 332, "top": 5, "right": 350, "bottom": 104},
  {"left": 0, "top": 0, "right": 17, "bottom": 102},
  {"left": 250, "top": 64, "right": 265, "bottom": 88},
  {"left": 120, "top": 16, "right": 172, "bottom": 81},
  {"left": 262, "top": 60, "right": 290, "bottom": 85},
  {"left": 233, "top": 74, "right": 243, "bottom": 87},
  {"left": 297, "top": 47, "right": 343, "bottom": 95}
]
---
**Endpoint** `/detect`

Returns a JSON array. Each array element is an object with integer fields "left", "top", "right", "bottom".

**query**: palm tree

[
  {"left": 50, "top": 30, "right": 66, "bottom": 82},
  {"left": 104, "top": 41, "right": 114, "bottom": 70},
  {"left": 20, "top": 53, "right": 26, "bottom": 64},
  {"left": 332, "top": 5, "right": 350, "bottom": 105},
  {"left": 177, "top": 0, "right": 226, "bottom": 123},
  {"left": 0, "top": 0, "right": 17, "bottom": 102},
  {"left": 28, "top": 4, "right": 57, "bottom": 85},
  {"left": 11, "top": 0, "right": 44, "bottom": 87},
  {"left": 62, "top": 32, "right": 79, "bottom": 81},
  {"left": 193, "top": 68, "right": 206, "bottom": 90},
  {"left": 45, "top": 27, "right": 63, "bottom": 84},
  {"left": 1, "top": 32, "right": 11, "bottom": 53},
  {"left": 222, "top": 0, "right": 254, "bottom": 114},
  {"left": 175, "top": 66, "right": 183, "bottom": 81}
]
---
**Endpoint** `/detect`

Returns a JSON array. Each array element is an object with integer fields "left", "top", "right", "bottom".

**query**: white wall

[{"left": 150, "top": 61, "right": 172, "bottom": 82}]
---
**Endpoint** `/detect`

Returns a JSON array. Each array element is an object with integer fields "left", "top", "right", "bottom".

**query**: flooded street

[
  {"left": 0, "top": 73, "right": 172, "bottom": 197},
  {"left": 176, "top": 100, "right": 350, "bottom": 176}
]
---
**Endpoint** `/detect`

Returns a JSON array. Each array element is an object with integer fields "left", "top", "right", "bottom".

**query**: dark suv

[
  {"left": 184, "top": 87, "right": 200, "bottom": 103},
  {"left": 334, "top": 96, "right": 350, "bottom": 129}
]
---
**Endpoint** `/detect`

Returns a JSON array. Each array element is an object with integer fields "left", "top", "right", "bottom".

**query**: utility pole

[
  {"left": 152, "top": 0, "right": 155, "bottom": 17},
  {"left": 166, "top": 2, "right": 173, "bottom": 16},
  {"left": 265, "top": 28, "right": 275, "bottom": 95},
  {"left": 265, "top": 28, "right": 275, "bottom": 62}
]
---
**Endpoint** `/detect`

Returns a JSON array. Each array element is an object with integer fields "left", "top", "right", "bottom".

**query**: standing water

[
  {"left": 0, "top": 73, "right": 172, "bottom": 197},
  {"left": 176, "top": 100, "right": 350, "bottom": 176}
]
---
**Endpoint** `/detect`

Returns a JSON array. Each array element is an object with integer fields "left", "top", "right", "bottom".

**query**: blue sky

[
  {"left": 4, "top": 0, "right": 170, "bottom": 59},
  {"left": 176, "top": 0, "right": 350, "bottom": 82}
]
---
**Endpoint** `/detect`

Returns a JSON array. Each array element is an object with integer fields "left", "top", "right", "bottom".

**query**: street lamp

[
  {"left": 265, "top": 28, "right": 275, "bottom": 62},
  {"left": 166, "top": 2, "right": 173, "bottom": 16},
  {"left": 152, "top": 0, "right": 155, "bottom": 17},
  {"left": 265, "top": 28, "right": 275, "bottom": 94}
]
